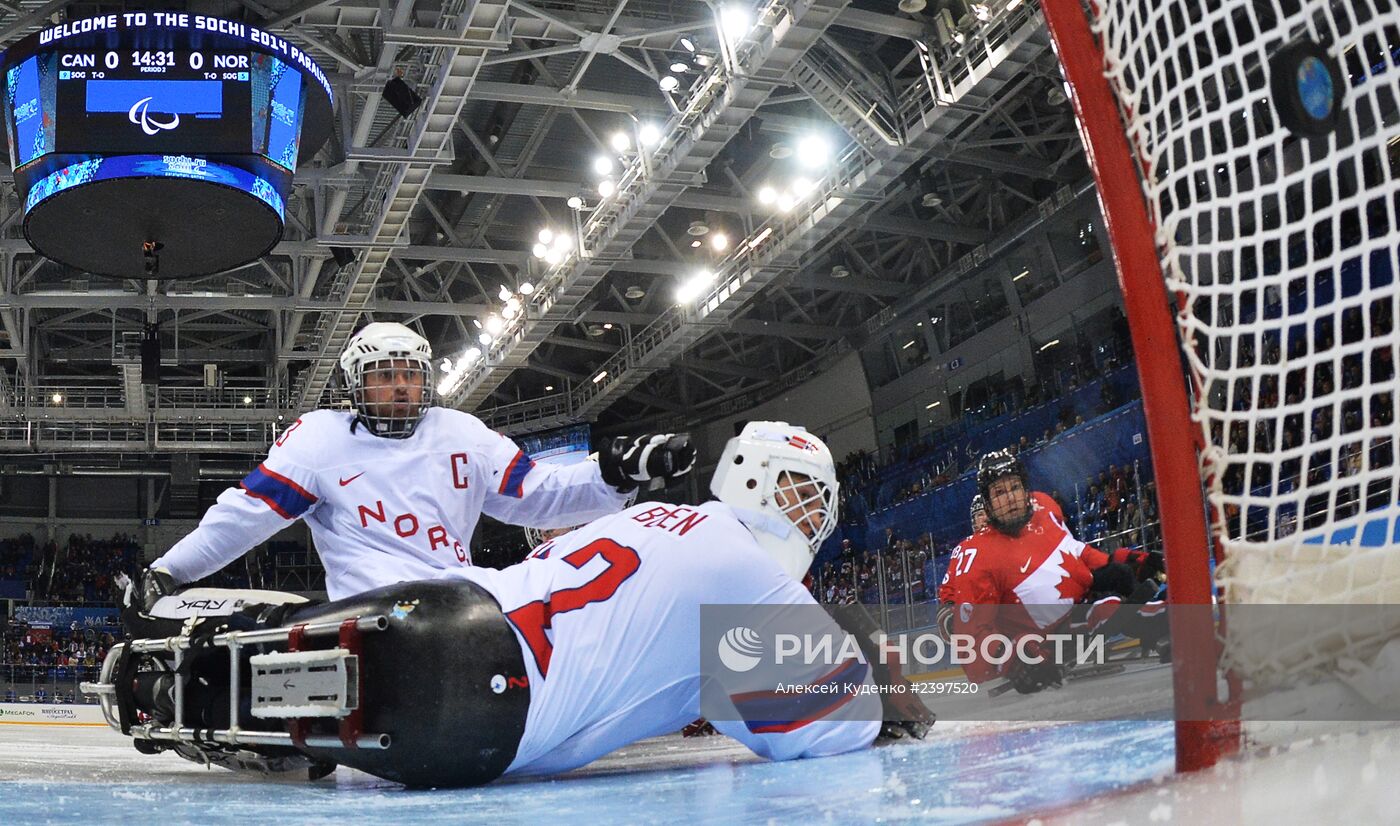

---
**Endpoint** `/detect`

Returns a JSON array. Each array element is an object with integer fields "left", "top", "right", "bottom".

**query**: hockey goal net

[{"left": 1042, "top": 0, "right": 1400, "bottom": 769}]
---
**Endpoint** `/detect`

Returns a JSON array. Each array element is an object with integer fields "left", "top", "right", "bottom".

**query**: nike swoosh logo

[
  {"left": 339, "top": 472, "right": 365, "bottom": 486},
  {"left": 1020, "top": 558, "right": 1032, "bottom": 573}
]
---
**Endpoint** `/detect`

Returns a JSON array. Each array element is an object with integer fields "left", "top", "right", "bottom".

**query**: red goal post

[{"left": 1044, "top": 0, "right": 1400, "bottom": 771}]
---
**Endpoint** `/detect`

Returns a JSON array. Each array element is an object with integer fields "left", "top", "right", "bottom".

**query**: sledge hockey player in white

[
  {"left": 139, "top": 322, "right": 695, "bottom": 603},
  {"left": 461, "top": 421, "right": 884, "bottom": 776},
  {"left": 100, "top": 422, "right": 926, "bottom": 786}
]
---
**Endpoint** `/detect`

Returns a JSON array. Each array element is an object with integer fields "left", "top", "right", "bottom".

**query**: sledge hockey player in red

[
  {"left": 935, "top": 494, "right": 988, "bottom": 640},
  {"left": 952, "top": 450, "right": 1165, "bottom": 692},
  {"left": 953, "top": 450, "right": 1117, "bottom": 692}
]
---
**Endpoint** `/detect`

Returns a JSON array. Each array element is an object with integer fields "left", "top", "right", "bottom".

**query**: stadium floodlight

[
  {"left": 538, "top": 228, "right": 553, "bottom": 244},
  {"left": 593, "top": 156, "right": 614, "bottom": 176},
  {"left": 593, "top": 371, "right": 608, "bottom": 384},
  {"left": 972, "top": 3, "right": 991, "bottom": 21},
  {"left": 659, "top": 75, "right": 680, "bottom": 92},
  {"left": 505, "top": 297, "right": 522, "bottom": 312},
  {"left": 52, "top": 393, "right": 62, "bottom": 404},
  {"left": 757, "top": 186, "right": 777, "bottom": 205},
  {"left": 544, "top": 248, "right": 563, "bottom": 265},
  {"left": 478, "top": 332, "right": 493, "bottom": 346},
  {"left": 552, "top": 232, "right": 571, "bottom": 251},
  {"left": 711, "top": 232, "right": 729, "bottom": 252},
  {"left": 502, "top": 304, "right": 517, "bottom": 320},
  {"left": 791, "top": 176, "right": 814, "bottom": 197},
  {"left": 680, "top": 37, "right": 696, "bottom": 52},
  {"left": 466, "top": 346, "right": 481, "bottom": 361},
  {"left": 567, "top": 195, "right": 585, "bottom": 209},
  {"left": 670, "top": 62, "right": 689, "bottom": 73},
  {"left": 638, "top": 123, "right": 662, "bottom": 147},
  {"left": 796, "top": 134, "right": 830, "bottom": 167},
  {"left": 484, "top": 315, "right": 505, "bottom": 335},
  {"left": 544, "top": 384, "right": 554, "bottom": 391},
  {"left": 675, "top": 269, "right": 716, "bottom": 303},
  {"left": 719, "top": 6, "right": 751, "bottom": 42},
  {"left": 440, "top": 358, "right": 453, "bottom": 372},
  {"left": 598, "top": 179, "right": 616, "bottom": 197},
  {"left": 532, "top": 243, "right": 547, "bottom": 258},
  {"left": 610, "top": 131, "right": 631, "bottom": 153},
  {"left": 498, "top": 285, "right": 512, "bottom": 302},
  {"left": 242, "top": 395, "right": 253, "bottom": 405},
  {"left": 775, "top": 191, "right": 795, "bottom": 213},
  {"left": 519, "top": 282, "right": 535, "bottom": 295}
]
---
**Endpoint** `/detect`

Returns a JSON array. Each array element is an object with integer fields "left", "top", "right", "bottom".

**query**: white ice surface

[{"left": 2, "top": 714, "right": 1398, "bottom": 824}]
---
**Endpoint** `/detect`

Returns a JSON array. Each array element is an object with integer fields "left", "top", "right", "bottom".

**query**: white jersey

[
  {"left": 154, "top": 408, "right": 630, "bottom": 600},
  {"left": 446, "top": 500, "right": 881, "bottom": 776}
]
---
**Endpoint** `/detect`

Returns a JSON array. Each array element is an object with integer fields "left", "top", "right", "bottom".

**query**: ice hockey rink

[{"left": 4, "top": 715, "right": 1400, "bottom": 824}]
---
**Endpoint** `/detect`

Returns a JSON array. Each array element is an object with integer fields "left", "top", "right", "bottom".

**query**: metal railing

[
  {"left": 1, "top": 664, "right": 103, "bottom": 705},
  {"left": 900, "top": 0, "right": 1044, "bottom": 131}
]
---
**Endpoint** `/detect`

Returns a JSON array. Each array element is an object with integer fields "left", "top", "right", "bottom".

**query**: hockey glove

[
  {"left": 1006, "top": 640, "right": 1064, "bottom": 695},
  {"left": 1110, "top": 548, "right": 1166, "bottom": 582},
  {"left": 122, "top": 566, "right": 176, "bottom": 613},
  {"left": 600, "top": 433, "right": 696, "bottom": 493},
  {"left": 829, "top": 603, "right": 935, "bottom": 741},
  {"left": 1088, "top": 562, "right": 1136, "bottom": 600}
]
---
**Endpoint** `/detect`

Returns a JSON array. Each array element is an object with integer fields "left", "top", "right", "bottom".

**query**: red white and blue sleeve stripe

[
  {"left": 497, "top": 450, "right": 536, "bottom": 499},
  {"left": 240, "top": 464, "right": 317, "bottom": 519},
  {"left": 728, "top": 658, "right": 868, "bottom": 735}
]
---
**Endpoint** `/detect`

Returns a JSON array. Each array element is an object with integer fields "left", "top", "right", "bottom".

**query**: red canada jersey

[
  {"left": 938, "top": 535, "right": 979, "bottom": 603},
  {"left": 952, "top": 491, "right": 1109, "bottom": 682}
]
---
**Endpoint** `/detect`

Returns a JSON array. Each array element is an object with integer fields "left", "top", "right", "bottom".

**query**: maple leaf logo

[{"left": 1051, "top": 549, "right": 1083, "bottom": 600}]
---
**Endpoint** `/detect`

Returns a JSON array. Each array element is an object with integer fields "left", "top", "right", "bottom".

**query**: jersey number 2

[{"left": 505, "top": 538, "right": 640, "bottom": 677}]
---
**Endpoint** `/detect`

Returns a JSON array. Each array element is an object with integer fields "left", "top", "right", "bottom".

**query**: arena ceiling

[{"left": 0, "top": 0, "right": 1090, "bottom": 456}]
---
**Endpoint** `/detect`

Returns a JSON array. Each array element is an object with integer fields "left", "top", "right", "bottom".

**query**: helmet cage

[
  {"left": 347, "top": 357, "right": 434, "bottom": 438},
  {"left": 773, "top": 468, "right": 838, "bottom": 553}
]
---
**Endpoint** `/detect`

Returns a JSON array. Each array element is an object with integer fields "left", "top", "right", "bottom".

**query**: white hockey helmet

[
  {"left": 710, "top": 421, "right": 839, "bottom": 580},
  {"left": 339, "top": 322, "right": 434, "bottom": 438}
]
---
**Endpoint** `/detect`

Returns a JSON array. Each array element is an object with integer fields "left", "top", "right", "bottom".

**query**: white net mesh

[{"left": 1086, "top": 0, "right": 1400, "bottom": 683}]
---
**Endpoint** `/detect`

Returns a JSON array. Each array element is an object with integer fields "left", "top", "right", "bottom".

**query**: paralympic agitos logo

[{"left": 128, "top": 96, "right": 180, "bottom": 135}]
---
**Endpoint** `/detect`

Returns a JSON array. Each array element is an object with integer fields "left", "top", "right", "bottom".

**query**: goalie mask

[
  {"left": 340, "top": 322, "right": 434, "bottom": 439},
  {"left": 711, "top": 422, "right": 839, "bottom": 580}
]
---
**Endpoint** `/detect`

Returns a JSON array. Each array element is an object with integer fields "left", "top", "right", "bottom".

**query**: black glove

[
  {"left": 1006, "top": 640, "right": 1064, "bottom": 695},
  {"left": 600, "top": 433, "right": 696, "bottom": 493},
  {"left": 829, "top": 603, "right": 935, "bottom": 741},
  {"left": 1110, "top": 548, "right": 1166, "bottom": 582},
  {"left": 122, "top": 566, "right": 176, "bottom": 613},
  {"left": 1089, "top": 562, "right": 1136, "bottom": 600}
]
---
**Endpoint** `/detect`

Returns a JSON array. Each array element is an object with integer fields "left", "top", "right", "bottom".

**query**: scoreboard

[
  {"left": 0, "top": 13, "right": 334, "bottom": 278},
  {"left": 5, "top": 16, "right": 331, "bottom": 174}
]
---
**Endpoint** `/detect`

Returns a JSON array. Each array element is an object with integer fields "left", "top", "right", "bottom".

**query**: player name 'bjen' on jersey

[
  {"left": 154, "top": 408, "right": 631, "bottom": 600},
  {"left": 443, "top": 499, "right": 880, "bottom": 777}
]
